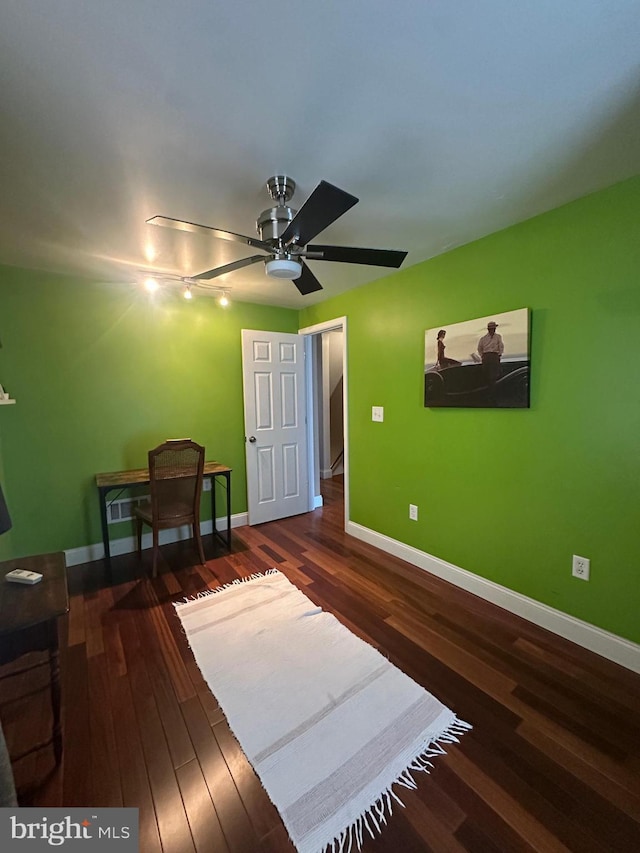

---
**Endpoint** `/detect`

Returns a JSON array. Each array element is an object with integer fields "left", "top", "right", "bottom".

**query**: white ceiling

[{"left": 1, "top": 1, "right": 639, "bottom": 309}]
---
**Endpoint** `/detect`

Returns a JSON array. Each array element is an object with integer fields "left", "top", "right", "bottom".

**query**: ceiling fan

[{"left": 146, "top": 176, "right": 408, "bottom": 296}]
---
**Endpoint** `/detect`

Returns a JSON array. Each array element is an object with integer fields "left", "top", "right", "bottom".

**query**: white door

[{"left": 242, "top": 329, "right": 310, "bottom": 525}]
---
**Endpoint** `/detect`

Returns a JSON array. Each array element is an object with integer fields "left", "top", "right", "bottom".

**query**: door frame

[{"left": 298, "top": 316, "right": 349, "bottom": 528}]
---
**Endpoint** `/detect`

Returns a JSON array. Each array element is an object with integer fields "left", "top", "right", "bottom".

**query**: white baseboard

[
  {"left": 65, "top": 513, "right": 248, "bottom": 568},
  {"left": 313, "top": 494, "right": 324, "bottom": 509},
  {"left": 320, "top": 469, "right": 333, "bottom": 479},
  {"left": 347, "top": 521, "right": 640, "bottom": 675}
]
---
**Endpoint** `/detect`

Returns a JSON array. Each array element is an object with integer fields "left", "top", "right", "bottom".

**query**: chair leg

[
  {"left": 136, "top": 517, "right": 142, "bottom": 557},
  {"left": 194, "top": 521, "right": 205, "bottom": 565},
  {"left": 152, "top": 527, "right": 159, "bottom": 578}
]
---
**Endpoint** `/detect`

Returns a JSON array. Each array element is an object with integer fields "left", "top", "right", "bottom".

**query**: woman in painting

[{"left": 436, "top": 329, "right": 461, "bottom": 369}]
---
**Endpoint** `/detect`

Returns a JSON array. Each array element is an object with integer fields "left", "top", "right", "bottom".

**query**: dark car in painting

[{"left": 424, "top": 358, "right": 529, "bottom": 408}]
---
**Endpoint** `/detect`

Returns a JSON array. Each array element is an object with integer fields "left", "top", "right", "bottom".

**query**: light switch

[{"left": 372, "top": 406, "right": 384, "bottom": 422}]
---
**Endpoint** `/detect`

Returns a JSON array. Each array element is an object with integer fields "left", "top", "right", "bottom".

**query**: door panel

[
  {"left": 242, "top": 330, "right": 309, "bottom": 524},
  {"left": 282, "top": 443, "right": 300, "bottom": 498},
  {"left": 257, "top": 446, "right": 276, "bottom": 503},
  {"left": 281, "top": 373, "right": 298, "bottom": 427},
  {"left": 255, "top": 373, "right": 273, "bottom": 430}
]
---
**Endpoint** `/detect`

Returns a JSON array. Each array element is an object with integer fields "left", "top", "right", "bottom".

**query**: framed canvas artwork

[{"left": 424, "top": 308, "right": 530, "bottom": 408}]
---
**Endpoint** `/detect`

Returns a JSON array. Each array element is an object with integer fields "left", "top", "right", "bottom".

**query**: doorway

[
  {"left": 299, "top": 317, "right": 348, "bottom": 528},
  {"left": 320, "top": 329, "right": 344, "bottom": 480}
]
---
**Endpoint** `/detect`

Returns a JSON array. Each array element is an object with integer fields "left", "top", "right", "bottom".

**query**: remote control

[{"left": 5, "top": 569, "right": 43, "bottom": 585}]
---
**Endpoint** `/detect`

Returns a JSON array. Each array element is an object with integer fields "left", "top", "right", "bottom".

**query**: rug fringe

[
  {"left": 173, "top": 568, "right": 280, "bottom": 608},
  {"left": 320, "top": 715, "right": 472, "bottom": 853}
]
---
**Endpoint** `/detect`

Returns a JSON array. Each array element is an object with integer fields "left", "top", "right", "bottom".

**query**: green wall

[
  {"left": 0, "top": 270, "right": 297, "bottom": 559},
  {"left": 300, "top": 176, "right": 640, "bottom": 644}
]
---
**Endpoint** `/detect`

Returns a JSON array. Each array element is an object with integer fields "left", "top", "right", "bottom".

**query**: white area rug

[{"left": 174, "top": 569, "right": 471, "bottom": 853}]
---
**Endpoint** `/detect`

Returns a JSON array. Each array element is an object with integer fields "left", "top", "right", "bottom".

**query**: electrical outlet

[
  {"left": 202, "top": 478, "right": 212, "bottom": 492},
  {"left": 372, "top": 406, "right": 384, "bottom": 422},
  {"left": 409, "top": 504, "right": 418, "bottom": 521},
  {"left": 572, "top": 554, "right": 590, "bottom": 581}
]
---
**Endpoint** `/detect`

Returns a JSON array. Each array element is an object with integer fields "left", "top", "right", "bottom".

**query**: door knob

[{"left": 248, "top": 436, "right": 257, "bottom": 443}]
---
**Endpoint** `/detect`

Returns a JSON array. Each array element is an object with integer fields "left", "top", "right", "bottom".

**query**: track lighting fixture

[{"left": 137, "top": 272, "right": 231, "bottom": 305}]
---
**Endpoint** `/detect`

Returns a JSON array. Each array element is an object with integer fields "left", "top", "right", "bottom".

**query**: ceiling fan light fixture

[{"left": 265, "top": 258, "right": 302, "bottom": 280}]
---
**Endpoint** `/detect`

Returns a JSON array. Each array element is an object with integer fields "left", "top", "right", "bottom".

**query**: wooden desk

[
  {"left": 96, "top": 462, "right": 232, "bottom": 563},
  {"left": 0, "top": 552, "right": 69, "bottom": 765}
]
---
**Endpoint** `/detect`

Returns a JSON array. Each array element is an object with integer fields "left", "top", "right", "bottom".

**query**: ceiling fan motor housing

[
  {"left": 256, "top": 175, "right": 299, "bottom": 245},
  {"left": 256, "top": 204, "right": 297, "bottom": 244}
]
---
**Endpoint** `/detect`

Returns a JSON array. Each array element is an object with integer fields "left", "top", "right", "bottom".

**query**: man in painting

[{"left": 477, "top": 321, "right": 504, "bottom": 404}]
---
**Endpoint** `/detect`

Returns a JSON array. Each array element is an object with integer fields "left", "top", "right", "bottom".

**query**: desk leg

[
  {"left": 99, "top": 486, "right": 111, "bottom": 565},
  {"left": 48, "top": 621, "right": 63, "bottom": 765},
  {"left": 225, "top": 472, "right": 231, "bottom": 550},
  {"left": 211, "top": 476, "right": 217, "bottom": 542},
  {"left": 210, "top": 474, "right": 231, "bottom": 551}
]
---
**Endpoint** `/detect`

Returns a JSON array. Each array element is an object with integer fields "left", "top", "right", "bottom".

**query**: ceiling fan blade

[
  {"left": 306, "top": 245, "right": 407, "bottom": 268},
  {"left": 147, "top": 216, "right": 270, "bottom": 252},
  {"left": 194, "top": 255, "right": 265, "bottom": 281},
  {"left": 294, "top": 262, "right": 323, "bottom": 296},
  {"left": 280, "top": 181, "right": 358, "bottom": 247}
]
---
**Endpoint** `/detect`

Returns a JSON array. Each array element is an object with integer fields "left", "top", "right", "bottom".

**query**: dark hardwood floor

[{"left": 2, "top": 475, "right": 640, "bottom": 852}]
